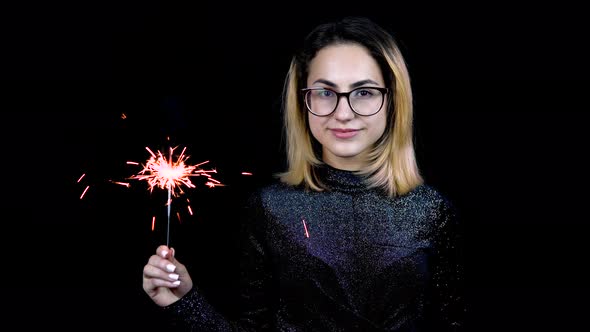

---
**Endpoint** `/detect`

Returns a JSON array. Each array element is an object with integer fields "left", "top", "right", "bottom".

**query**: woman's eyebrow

[
  {"left": 311, "top": 79, "right": 337, "bottom": 87},
  {"left": 350, "top": 79, "right": 380, "bottom": 89},
  {"left": 310, "top": 78, "right": 381, "bottom": 89}
]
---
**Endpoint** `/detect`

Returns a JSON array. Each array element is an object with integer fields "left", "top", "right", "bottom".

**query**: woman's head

[{"left": 279, "top": 16, "right": 422, "bottom": 196}]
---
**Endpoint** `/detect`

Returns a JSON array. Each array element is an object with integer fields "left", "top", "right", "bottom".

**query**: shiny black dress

[{"left": 164, "top": 165, "right": 465, "bottom": 331}]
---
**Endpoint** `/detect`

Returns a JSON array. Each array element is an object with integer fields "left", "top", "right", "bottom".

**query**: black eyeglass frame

[{"left": 301, "top": 86, "right": 390, "bottom": 117}]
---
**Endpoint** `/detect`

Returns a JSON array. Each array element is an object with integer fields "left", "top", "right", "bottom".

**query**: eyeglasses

[{"left": 302, "top": 87, "right": 389, "bottom": 117}]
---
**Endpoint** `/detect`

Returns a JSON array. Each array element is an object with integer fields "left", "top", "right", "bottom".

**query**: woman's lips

[{"left": 330, "top": 128, "right": 359, "bottom": 139}]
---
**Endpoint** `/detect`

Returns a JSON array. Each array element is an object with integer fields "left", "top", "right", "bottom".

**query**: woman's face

[{"left": 306, "top": 43, "right": 388, "bottom": 171}]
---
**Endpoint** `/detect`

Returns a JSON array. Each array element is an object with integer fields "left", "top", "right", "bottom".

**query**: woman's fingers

[
  {"left": 143, "top": 263, "right": 181, "bottom": 284},
  {"left": 147, "top": 254, "right": 178, "bottom": 274},
  {"left": 157, "top": 245, "right": 171, "bottom": 259}
]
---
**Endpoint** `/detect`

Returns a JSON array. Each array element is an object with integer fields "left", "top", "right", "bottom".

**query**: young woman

[{"left": 142, "top": 16, "right": 465, "bottom": 331}]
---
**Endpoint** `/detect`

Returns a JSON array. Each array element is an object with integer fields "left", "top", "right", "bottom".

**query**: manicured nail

[
  {"left": 161, "top": 250, "right": 168, "bottom": 258},
  {"left": 172, "top": 280, "right": 181, "bottom": 286},
  {"left": 166, "top": 264, "right": 176, "bottom": 272},
  {"left": 169, "top": 273, "right": 179, "bottom": 280}
]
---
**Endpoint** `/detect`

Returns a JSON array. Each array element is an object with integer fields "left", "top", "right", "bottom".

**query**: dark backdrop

[{"left": 2, "top": 2, "right": 588, "bottom": 331}]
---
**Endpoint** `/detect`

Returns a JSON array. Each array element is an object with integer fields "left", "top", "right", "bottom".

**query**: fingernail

[
  {"left": 161, "top": 250, "right": 168, "bottom": 258},
  {"left": 166, "top": 264, "right": 176, "bottom": 272},
  {"left": 169, "top": 273, "right": 179, "bottom": 280},
  {"left": 172, "top": 280, "right": 181, "bottom": 286}
]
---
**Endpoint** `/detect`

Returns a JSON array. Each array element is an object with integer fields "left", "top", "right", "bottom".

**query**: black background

[{"left": 2, "top": 1, "right": 589, "bottom": 331}]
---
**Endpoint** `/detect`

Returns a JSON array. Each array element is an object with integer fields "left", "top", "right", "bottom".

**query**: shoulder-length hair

[{"left": 278, "top": 16, "right": 423, "bottom": 197}]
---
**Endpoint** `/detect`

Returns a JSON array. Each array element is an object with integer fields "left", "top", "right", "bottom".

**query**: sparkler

[
  {"left": 75, "top": 121, "right": 254, "bottom": 244},
  {"left": 129, "top": 146, "right": 223, "bottom": 247}
]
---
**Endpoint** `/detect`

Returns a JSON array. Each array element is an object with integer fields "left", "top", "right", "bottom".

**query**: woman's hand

[{"left": 142, "top": 245, "right": 193, "bottom": 307}]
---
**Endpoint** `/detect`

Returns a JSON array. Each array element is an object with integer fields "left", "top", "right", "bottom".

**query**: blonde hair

[{"left": 277, "top": 17, "right": 423, "bottom": 197}]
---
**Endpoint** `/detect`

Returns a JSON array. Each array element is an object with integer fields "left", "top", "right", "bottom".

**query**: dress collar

[{"left": 317, "top": 164, "right": 368, "bottom": 193}]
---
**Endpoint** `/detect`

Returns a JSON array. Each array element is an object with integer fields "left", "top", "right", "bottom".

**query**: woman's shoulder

[
  {"left": 408, "top": 183, "right": 455, "bottom": 214},
  {"left": 259, "top": 179, "right": 294, "bottom": 193},
  {"left": 244, "top": 178, "right": 301, "bottom": 205}
]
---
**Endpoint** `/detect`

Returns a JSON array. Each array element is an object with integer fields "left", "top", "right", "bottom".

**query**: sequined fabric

[{"left": 164, "top": 165, "right": 465, "bottom": 331}]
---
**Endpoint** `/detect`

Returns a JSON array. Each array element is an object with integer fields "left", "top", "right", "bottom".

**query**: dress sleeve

[
  {"left": 162, "top": 191, "right": 276, "bottom": 331},
  {"left": 426, "top": 197, "right": 467, "bottom": 332}
]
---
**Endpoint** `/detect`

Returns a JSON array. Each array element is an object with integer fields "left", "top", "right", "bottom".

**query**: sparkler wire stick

[{"left": 167, "top": 187, "right": 171, "bottom": 247}]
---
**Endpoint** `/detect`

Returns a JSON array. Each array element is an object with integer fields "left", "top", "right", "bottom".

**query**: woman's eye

[
  {"left": 355, "top": 89, "right": 371, "bottom": 97},
  {"left": 319, "top": 90, "right": 334, "bottom": 97}
]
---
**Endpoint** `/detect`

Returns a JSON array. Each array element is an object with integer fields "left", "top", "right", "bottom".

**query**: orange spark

[
  {"left": 80, "top": 185, "right": 90, "bottom": 199},
  {"left": 109, "top": 180, "right": 130, "bottom": 187},
  {"left": 302, "top": 219, "right": 309, "bottom": 238}
]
